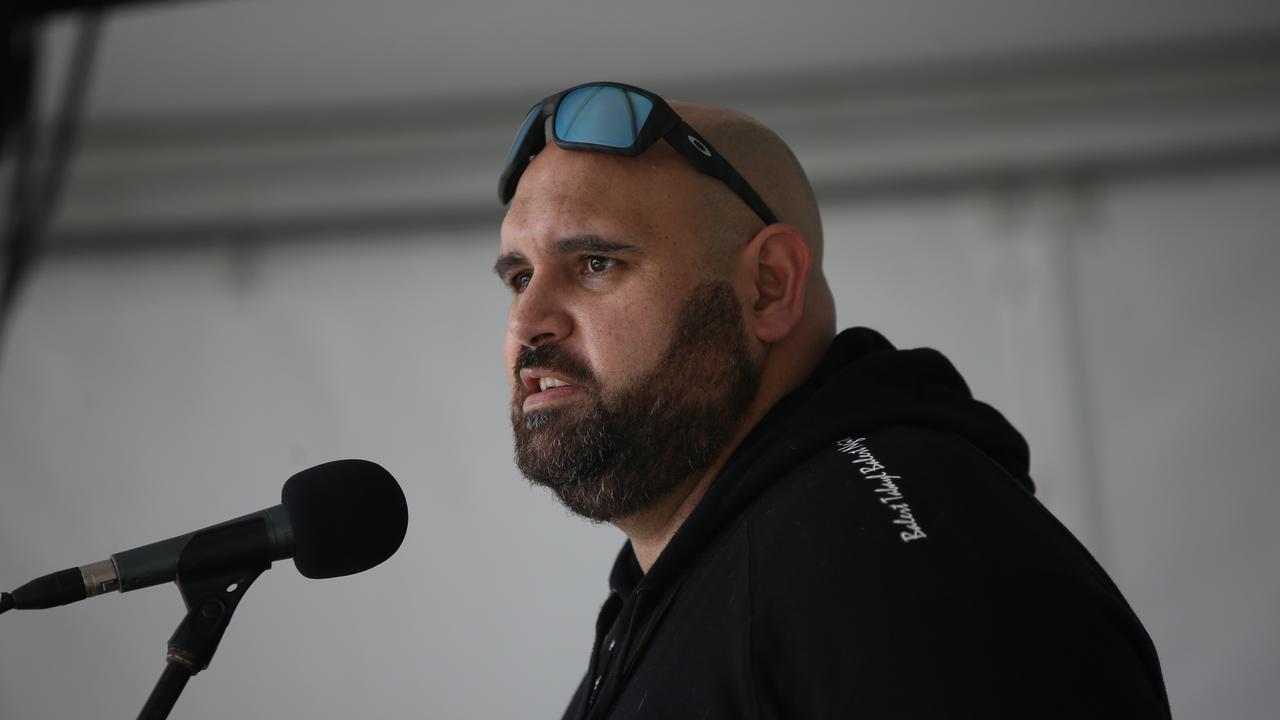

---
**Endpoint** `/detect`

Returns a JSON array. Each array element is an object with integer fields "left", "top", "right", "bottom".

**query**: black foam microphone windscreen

[{"left": 282, "top": 459, "right": 409, "bottom": 579}]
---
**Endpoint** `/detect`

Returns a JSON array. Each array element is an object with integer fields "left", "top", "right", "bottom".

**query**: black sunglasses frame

[{"left": 498, "top": 81, "right": 779, "bottom": 227}]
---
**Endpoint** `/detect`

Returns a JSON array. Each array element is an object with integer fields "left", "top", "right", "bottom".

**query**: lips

[{"left": 518, "top": 368, "right": 587, "bottom": 412}]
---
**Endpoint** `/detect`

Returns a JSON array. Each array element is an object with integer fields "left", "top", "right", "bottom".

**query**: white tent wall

[{"left": 3, "top": 168, "right": 1278, "bottom": 718}]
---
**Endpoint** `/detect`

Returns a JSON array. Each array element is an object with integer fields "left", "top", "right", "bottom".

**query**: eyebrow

[{"left": 491, "top": 235, "right": 643, "bottom": 279}]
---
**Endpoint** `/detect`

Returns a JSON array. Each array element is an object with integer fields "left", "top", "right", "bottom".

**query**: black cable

[
  {"left": 0, "top": 591, "right": 14, "bottom": 614},
  {"left": 34, "top": 10, "right": 103, "bottom": 246},
  {"left": 0, "top": 9, "right": 103, "bottom": 370},
  {"left": 0, "top": 15, "right": 39, "bottom": 343}
]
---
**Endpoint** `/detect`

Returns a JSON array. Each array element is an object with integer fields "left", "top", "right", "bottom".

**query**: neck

[{"left": 611, "top": 429, "right": 744, "bottom": 573}]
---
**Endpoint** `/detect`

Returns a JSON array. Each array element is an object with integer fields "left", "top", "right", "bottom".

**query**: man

[{"left": 494, "top": 82, "right": 1171, "bottom": 719}]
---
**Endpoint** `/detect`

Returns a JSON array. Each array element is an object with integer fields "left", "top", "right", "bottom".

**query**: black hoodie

[{"left": 560, "top": 328, "right": 1172, "bottom": 719}]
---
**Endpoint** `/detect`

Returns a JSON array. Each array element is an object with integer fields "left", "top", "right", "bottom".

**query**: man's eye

[
  {"left": 509, "top": 271, "right": 532, "bottom": 292},
  {"left": 585, "top": 256, "right": 616, "bottom": 274}
]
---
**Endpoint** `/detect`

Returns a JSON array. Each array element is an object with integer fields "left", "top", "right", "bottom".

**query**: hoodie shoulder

[
  {"left": 744, "top": 426, "right": 1003, "bottom": 600},
  {"left": 744, "top": 424, "right": 1114, "bottom": 607},
  {"left": 742, "top": 426, "right": 1170, "bottom": 718}
]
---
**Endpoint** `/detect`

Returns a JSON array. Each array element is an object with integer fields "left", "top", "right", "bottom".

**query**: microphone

[{"left": 0, "top": 459, "right": 408, "bottom": 614}]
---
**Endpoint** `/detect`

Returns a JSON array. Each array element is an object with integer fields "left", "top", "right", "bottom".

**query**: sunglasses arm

[{"left": 663, "top": 124, "right": 780, "bottom": 227}]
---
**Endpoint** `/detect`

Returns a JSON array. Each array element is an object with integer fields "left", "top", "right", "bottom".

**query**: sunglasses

[{"left": 498, "top": 81, "right": 779, "bottom": 227}]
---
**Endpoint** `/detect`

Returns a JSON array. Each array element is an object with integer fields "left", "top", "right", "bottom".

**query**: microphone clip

[{"left": 138, "top": 517, "right": 273, "bottom": 719}]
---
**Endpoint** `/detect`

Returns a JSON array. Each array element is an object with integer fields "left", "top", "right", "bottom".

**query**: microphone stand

[{"left": 137, "top": 518, "right": 272, "bottom": 719}]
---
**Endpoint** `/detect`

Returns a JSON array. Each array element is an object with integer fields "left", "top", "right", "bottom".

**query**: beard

[{"left": 511, "top": 281, "right": 762, "bottom": 522}]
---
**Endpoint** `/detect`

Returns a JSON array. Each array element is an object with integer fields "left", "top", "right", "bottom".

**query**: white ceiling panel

[{"left": 37, "top": 0, "right": 1280, "bottom": 116}]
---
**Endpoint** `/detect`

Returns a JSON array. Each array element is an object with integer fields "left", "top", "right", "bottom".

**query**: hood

[
  {"left": 799, "top": 326, "right": 1030, "bottom": 487},
  {"left": 627, "top": 326, "right": 1033, "bottom": 596}
]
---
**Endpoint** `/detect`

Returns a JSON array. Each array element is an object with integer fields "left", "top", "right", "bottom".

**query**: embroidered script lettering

[{"left": 836, "top": 437, "right": 928, "bottom": 543}]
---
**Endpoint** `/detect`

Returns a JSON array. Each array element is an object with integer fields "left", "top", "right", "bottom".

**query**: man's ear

[{"left": 742, "top": 224, "right": 811, "bottom": 344}]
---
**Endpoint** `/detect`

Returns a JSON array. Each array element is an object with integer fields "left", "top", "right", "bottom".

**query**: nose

[{"left": 507, "top": 274, "right": 572, "bottom": 348}]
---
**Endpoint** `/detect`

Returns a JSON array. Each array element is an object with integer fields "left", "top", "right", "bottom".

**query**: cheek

[
  {"left": 580, "top": 293, "right": 681, "bottom": 381},
  {"left": 502, "top": 334, "right": 520, "bottom": 391}
]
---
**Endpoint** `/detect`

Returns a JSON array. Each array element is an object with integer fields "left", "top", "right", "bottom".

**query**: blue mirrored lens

[
  {"left": 504, "top": 105, "right": 543, "bottom": 167},
  {"left": 554, "top": 86, "right": 654, "bottom": 149}
]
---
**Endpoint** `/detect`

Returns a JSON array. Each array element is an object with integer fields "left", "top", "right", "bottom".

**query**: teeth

[{"left": 539, "top": 377, "right": 569, "bottom": 391}]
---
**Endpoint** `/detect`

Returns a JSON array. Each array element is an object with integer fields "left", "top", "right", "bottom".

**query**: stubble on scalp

[{"left": 512, "top": 281, "right": 761, "bottom": 522}]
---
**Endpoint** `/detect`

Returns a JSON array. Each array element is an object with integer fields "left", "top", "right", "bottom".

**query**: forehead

[{"left": 499, "top": 143, "right": 699, "bottom": 256}]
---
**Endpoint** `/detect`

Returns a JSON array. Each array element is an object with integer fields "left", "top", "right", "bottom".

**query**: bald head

[
  {"left": 666, "top": 101, "right": 836, "bottom": 358},
  {"left": 669, "top": 101, "right": 825, "bottom": 269},
  {"left": 502, "top": 95, "right": 835, "bottom": 398}
]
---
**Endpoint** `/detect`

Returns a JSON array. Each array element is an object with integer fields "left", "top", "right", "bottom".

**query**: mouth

[{"left": 518, "top": 368, "right": 587, "bottom": 412}]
